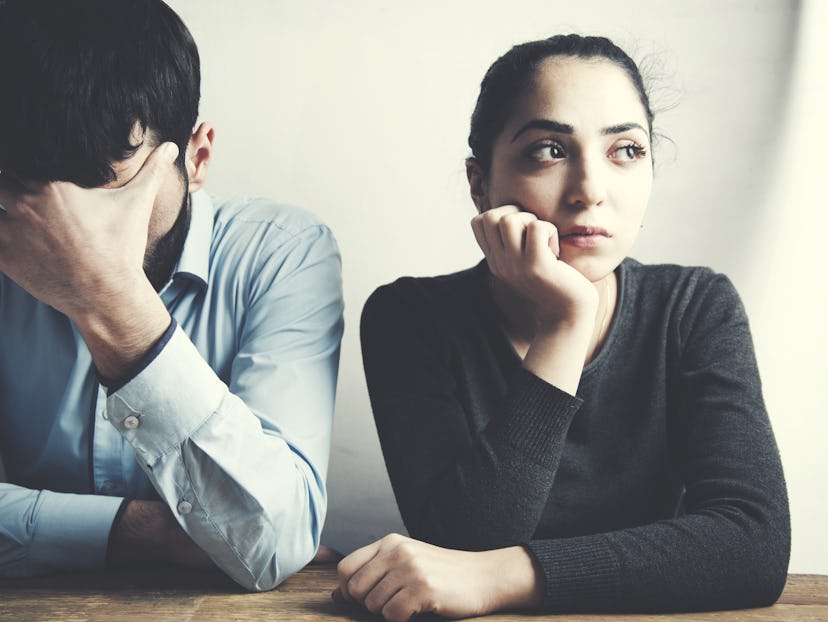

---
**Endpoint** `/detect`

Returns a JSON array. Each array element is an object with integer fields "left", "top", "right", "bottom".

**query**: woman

[{"left": 335, "top": 35, "right": 790, "bottom": 620}]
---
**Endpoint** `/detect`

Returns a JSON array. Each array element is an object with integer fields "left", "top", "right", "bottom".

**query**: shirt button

[
  {"left": 177, "top": 500, "right": 193, "bottom": 515},
  {"left": 101, "top": 409, "right": 109, "bottom": 421},
  {"left": 123, "top": 415, "right": 140, "bottom": 430}
]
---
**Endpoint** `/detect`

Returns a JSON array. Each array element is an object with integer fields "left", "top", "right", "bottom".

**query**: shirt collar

[{"left": 169, "top": 188, "right": 213, "bottom": 290}]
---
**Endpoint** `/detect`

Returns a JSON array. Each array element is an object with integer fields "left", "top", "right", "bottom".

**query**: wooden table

[{"left": 0, "top": 566, "right": 824, "bottom": 621}]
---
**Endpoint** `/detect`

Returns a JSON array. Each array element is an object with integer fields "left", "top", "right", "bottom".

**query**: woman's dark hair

[
  {"left": 468, "top": 34, "right": 654, "bottom": 173},
  {"left": 0, "top": 0, "right": 200, "bottom": 187}
]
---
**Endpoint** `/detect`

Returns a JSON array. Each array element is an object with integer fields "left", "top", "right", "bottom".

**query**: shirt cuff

[
  {"left": 100, "top": 318, "right": 178, "bottom": 394},
  {"left": 28, "top": 490, "right": 124, "bottom": 573},
  {"left": 105, "top": 325, "right": 228, "bottom": 463}
]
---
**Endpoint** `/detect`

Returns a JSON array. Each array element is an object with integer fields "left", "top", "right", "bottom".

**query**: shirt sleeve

[
  {"left": 525, "top": 274, "right": 790, "bottom": 612},
  {"left": 105, "top": 224, "right": 344, "bottom": 592},
  {"left": 361, "top": 284, "right": 583, "bottom": 551},
  {"left": 0, "top": 484, "right": 123, "bottom": 576},
  {"left": 1, "top": 274, "right": 125, "bottom": 578}
]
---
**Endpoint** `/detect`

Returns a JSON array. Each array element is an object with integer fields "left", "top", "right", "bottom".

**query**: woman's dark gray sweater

[{"left": 361, "top": 258, "right": 790, "bottom": 613}]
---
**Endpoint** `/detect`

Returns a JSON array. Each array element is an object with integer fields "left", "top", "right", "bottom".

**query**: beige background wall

[{"left": 6, "top": 0, "right": 822, "bottom": 573}]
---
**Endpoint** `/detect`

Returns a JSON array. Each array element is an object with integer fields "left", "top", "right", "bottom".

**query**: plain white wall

[{"left": 161, "top": 0, "right": 824, "bottom": 573}]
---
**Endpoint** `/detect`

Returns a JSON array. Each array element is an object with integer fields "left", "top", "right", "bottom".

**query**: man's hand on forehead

[{"left": 0, "top": 142, "right": 178, "bottom": 318}]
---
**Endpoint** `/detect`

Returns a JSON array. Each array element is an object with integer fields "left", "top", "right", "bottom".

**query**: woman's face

[{"left": 475, "top": 56, "right": 653, "bottom": 282}]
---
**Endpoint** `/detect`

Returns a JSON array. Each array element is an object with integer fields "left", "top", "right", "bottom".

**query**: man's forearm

[
  {"left": 107, "top": 499, "right": 213, "bottom": 569},
  {"left": 76, "top": 279, "right": 172, "bottom": 384}
]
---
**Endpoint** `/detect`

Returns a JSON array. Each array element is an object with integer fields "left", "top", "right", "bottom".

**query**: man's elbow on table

[
  {"left": 232, "top": 532, "right": 320, "bottom": 593},
  {"left": 209, "top": 490, "right": 326, "bottom": 593}
]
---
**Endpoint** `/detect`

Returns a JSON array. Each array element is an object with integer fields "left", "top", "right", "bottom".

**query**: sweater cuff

[
  {"left": 524, "top": 535, "right": 620, "bottom": 612},
  {"left": 489, "top": 367, "right": 582, "bottom": 468}
]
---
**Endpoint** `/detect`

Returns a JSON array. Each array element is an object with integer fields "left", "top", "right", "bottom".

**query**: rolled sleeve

[{"left": 107, "top": 326, "right": 228, "bottom": 462}]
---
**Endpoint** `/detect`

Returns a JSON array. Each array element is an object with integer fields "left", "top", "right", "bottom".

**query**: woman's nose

[{"left": 564, "top": 154, "right": 606, "bottom": 209}]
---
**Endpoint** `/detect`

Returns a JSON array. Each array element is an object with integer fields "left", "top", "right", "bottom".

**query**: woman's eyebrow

[
  {"left": 602, "top": 122, "right": 648, "bottom": 136},
  {"left": 511, "top": 119, "right": 573, "bottom": 142},
  {"left": 511, "top": 119, "right": 648, "bottom": 142}
]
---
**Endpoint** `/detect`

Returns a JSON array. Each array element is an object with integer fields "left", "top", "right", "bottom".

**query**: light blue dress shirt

[{"left": 0, "top": 190, "right": 344, "bottom": 590}]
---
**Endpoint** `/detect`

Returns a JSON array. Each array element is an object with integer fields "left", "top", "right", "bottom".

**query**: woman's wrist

[
  {"left": 523, "top": 316, "right": 594, "bottom": 394},
  {"left": 478, "top": 546, "right": 544, "bottom": 612}
]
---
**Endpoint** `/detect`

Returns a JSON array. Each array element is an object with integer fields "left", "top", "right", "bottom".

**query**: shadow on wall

[
  {"left": 708, "top": 1, "right": 800, "bottom": 283},
  {"left": 632, "top": 2, "right": 801, "bottom": 281},
  {"left": 745, "top": 0, "right": 828, "bottom": 574}
]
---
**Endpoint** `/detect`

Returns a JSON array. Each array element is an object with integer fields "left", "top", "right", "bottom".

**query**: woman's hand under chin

[
  {"left": 471, "top": 205, "right": 601, "bottom": 394},
  {"left": 470, "top": 204, "right": 599, "bottom": 327},
  {"left": 333, "top": 534, "right": 542, "bottom": 622}
]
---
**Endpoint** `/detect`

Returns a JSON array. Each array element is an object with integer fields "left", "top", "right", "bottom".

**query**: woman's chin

[{"left": 560, "top": 253, "right": 620, "bottom": 284}]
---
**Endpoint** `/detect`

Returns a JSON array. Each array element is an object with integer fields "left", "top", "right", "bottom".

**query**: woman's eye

[
  {"left": 612, "top": 143, "right": 648, "bottom": 162},
  {"left": 528, "top": 142, "right": 566, "bottom": 162}
]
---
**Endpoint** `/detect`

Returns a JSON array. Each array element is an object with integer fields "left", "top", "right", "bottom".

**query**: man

[{"left": 0, "top": 0, "right": 343, "bottom": 591}]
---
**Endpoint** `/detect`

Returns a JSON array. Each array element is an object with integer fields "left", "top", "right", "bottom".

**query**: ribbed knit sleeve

[
  {"left": 361, "top": 278, "right": 582, "bottom": 550},
  {"left": 523, "top": 270, "right": 790, "bottom": 612}
]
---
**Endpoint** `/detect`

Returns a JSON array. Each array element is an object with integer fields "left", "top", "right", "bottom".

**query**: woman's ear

[
  {"left": 185, "top": 122, "right": 215, "bottom": 192},
  {"left": 465, "top": 158, "right": 489, "bottom": 213}
]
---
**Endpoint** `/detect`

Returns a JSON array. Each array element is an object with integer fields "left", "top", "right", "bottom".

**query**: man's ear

[
  {"left": 465, "top": 157, "right": 489, "bottom": 213},
  {"left": 185, "top": 122, "right": 215, "bottom": 192}
]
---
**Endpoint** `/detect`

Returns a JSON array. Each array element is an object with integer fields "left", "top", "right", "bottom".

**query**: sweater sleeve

[
  {"left": 524, "top": 273, "right": 790, "bottom": 612},
  {"left": 361, "top": 282, "right": 582, "bottom": 550}
]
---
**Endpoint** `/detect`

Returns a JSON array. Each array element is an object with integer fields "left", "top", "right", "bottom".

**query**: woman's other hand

[{"left": 333, "top": 533, "right": 542, "bottom": 621}]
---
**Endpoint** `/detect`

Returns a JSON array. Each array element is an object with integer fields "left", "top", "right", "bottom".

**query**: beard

[{"left": 143, "top": 188, "right": 192, "bottom": 291}]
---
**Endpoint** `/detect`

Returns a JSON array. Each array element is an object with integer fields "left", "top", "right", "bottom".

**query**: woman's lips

[{"left": 559, "top": 226, "right": 610, "bottom": 249}]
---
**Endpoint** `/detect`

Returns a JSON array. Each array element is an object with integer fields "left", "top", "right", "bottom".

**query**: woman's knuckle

[
  {"left": 397, "top": 546, "right": 417, "bottom": 563},
  {"left": 346, "top": 576, "right": 367, "bottom": 600},
  {"left": 363, "top": 592, "right": 383, "bottom": 614},
  {"left": 336, "top": 558, "right": 351, "bottom": 580},
  {"left": 481, "top": 211, "right": 500, "bottom": 227},
  {"left": 384, "top": 600, "right": 416, "bottom": 622}
]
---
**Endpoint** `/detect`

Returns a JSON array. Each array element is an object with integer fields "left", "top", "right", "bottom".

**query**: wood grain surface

[{"left": 0, "top": 566, "right": 824, "bottom": 621}]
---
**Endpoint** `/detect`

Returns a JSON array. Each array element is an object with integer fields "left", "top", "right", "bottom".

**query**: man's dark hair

[{"left": 0, "top": 0, "right": 200, "bottom": 187}]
